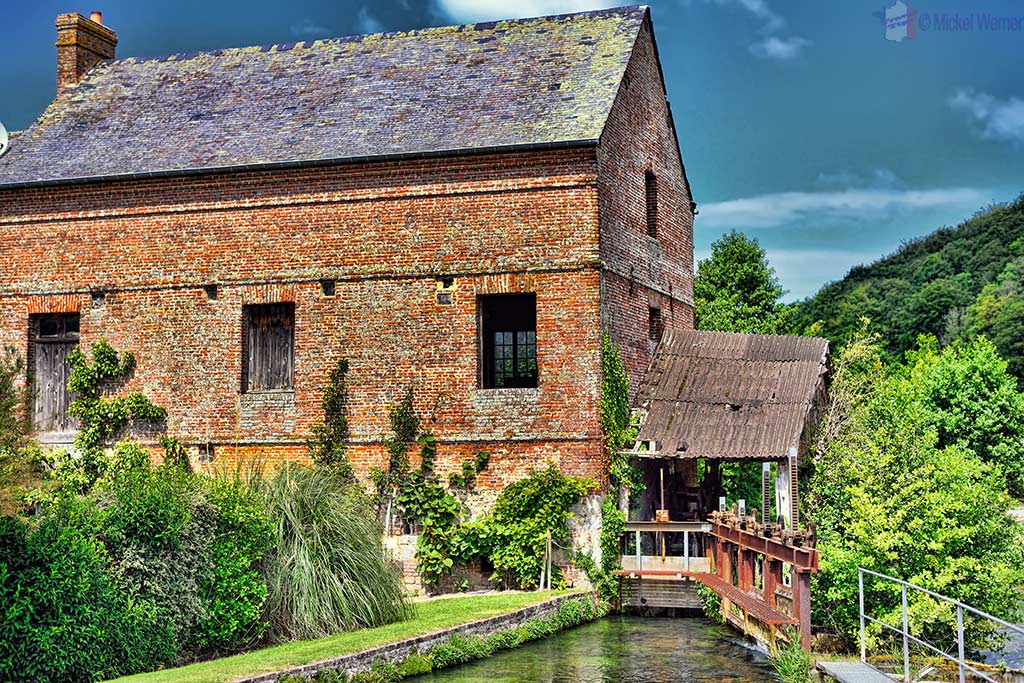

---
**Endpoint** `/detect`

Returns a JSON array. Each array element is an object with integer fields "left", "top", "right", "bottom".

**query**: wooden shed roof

[{"left": 631, "top": 329, "right": 829, "bottom": 461}]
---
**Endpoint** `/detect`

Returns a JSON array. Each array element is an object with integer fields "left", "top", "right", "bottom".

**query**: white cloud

[
  {"left": 948, "top": 88, "right": 1024, "bottom": 144},
  {"left": 290, "top": 18, "right": 330, "bottom": 38},
  {"left": 435, "top": 0, "right": 618, "bottom": 23},
  {"left": 356, "top": 7, "right": 386, "bottom": 34},
  {"left": 693, "top": 0, "right": 784, "bottom": 32},
  {"left": 815, "top": 167, "right": 901, "bottom": 190},
  {"left": 748, "top": 35, "right": 811, "bottom": 61},
  {"left": 698, "top": 187, "right": 988, "bottom": 229}
]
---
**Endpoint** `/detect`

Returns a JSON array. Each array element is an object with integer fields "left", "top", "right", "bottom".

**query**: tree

[
  {"left": 694, "top": 230, "right": 789, "bottom": 334},
  {"left": 806, "top": 331, "right": 1024, "bottom": 650},
  {"left": 694, "top": 231, "right": 790, "bottom": 504}
]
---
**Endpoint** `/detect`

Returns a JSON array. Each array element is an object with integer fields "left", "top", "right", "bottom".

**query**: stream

[{"left": 409, "top": 615, "right": 777, "bottom": 682}]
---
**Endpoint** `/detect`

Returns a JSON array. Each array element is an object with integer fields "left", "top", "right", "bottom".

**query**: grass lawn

[{"left": 106, "top": 590, "right": 576, "bottom": 683}]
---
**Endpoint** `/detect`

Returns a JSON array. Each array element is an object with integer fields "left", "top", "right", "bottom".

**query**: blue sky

[{"left": 3, "top": 0, "right": 1022, "bottom": 300}]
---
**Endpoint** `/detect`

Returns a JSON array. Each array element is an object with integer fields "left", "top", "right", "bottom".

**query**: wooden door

[{"left": 30, "top": 315, "right": 79, "bottom": 433}]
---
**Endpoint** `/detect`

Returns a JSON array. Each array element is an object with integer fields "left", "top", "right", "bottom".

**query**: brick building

[{"left": 0, "top": 6, "right": 695, "bottom": 492}]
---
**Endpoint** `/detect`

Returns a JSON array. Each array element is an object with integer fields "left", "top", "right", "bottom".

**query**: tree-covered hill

[{"left": 790, "top": 194, "right": 1024, "bottom": 375}]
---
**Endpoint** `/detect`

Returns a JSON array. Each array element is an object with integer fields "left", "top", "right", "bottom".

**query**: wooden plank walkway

[{"left": 818, "top": 661, "right": 895, "bottom": 683}]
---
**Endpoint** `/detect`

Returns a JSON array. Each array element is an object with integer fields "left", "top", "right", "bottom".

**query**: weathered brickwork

[
  {"left": 0, "top": 24, "right": 693, "bottom": 494},
  {"left": 598, "top": 17, "right": 695, "bottom": 386}
]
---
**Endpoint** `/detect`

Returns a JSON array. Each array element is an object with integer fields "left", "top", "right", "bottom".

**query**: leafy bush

[
  {"left": 807, "top": 331, "right": 1024, "bottom": 650},
  {"left": 397, "top": 653, "right": 433, "bottom": 676},
  {"left": 770, "top": 629, "right": 812, "bottom": 683},
  {"left": 194, "top": 474, "right": 273, "bottom": 653},
  {"left": 0, "top": 500, "right": 175, "bottom": 683},
  {"left": 261, "top": 464, "right": 410, "bottom": 640},
  {"left": 487, "top": 465, "right": 596, "bottom": 589}
]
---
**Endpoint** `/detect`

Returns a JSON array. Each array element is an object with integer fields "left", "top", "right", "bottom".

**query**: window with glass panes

[{"left": 479, "top": 294, "right": 538, "bottom": 388}]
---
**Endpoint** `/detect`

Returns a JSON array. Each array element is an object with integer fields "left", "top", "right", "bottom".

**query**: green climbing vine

[
  {"left": 54, "top": 339, "right": 166, "bottom": 491},
  {"left": 372, "top": 387, "right": 594, "bottom": 589},
  {"left": 308, "top": 356, "right": 354, "bottom": 479},
  {"left": 600, "top": 333, "right": 642, "bottom": 494}
]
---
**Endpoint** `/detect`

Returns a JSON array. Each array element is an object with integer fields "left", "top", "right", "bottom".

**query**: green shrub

[
  {"left": 261, "top": 464, "right": 411, "bottom": 640},
  {"left": 0, "top": 501, "right": 175, "bottom": 683},
  {"left": 695, "top": 582, "right": 724, "bottom": 624},
  {"left": 312, "top": 669, "right": 346, "bottom": 683},
  {"left": 194, "top": 474, "right": 273, "bottom": 653},
  {"left": 397, "top": 653, "right": 433, "bottom": 676},
  {"left": 429, "top": 633, "right": 491, "bottom": 669},
  {"left": 487, "top": 465, "right": 596, "bottom": 589},
  {"left": 770, "top": 629, "right": 812, "bottom": 683}
]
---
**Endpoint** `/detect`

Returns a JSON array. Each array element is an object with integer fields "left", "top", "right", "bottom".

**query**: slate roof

[
  {"left": 630, "top": 329, "right": 829, "bottom": 461},
  {"left": 0, "top": 6, "right": 648, "bottom": 188}
]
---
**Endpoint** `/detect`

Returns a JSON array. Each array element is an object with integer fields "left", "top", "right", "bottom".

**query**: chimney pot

[{"left": 55, "top": 12, "right": 117, "bottom": 95}]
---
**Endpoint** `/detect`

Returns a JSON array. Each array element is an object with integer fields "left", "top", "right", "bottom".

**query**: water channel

[{"left": 410, "top": 616, "right": 777, "bottom": 682}]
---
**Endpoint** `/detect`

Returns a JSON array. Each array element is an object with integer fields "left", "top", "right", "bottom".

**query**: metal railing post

[
  {"left": 684, "top": 530, "right": 690, "bottom": 572},
  {"left": 859, "top": 568, "right": 866, "bottom": 664},
  {"left": 635, "top": 530, "right": 642, "bottom": 573},
  {"left": 957, "top": 605, "right": 965, "bottom": 683},
  {"left": 902, "top": 583, "right": 910, "bottom": 682}
]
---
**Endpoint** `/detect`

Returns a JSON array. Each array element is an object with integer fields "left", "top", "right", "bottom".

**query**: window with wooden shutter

[{"left": 242, "top": 303, "right": 295, "bottom": 392}]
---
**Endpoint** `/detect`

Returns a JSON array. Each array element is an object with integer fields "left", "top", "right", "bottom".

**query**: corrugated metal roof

[
  {"left": 0, "top": 7, "right": 646, "bottom": 187},
  {"left": 632, "top": 329, "right": 829, "bottom": 460}
]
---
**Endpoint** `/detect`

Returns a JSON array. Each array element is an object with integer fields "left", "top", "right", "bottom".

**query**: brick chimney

[{"left": 55, "top": 12, "right": 117, "bottom": 95}]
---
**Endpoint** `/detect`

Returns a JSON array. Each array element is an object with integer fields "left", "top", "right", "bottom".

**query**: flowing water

[{"left": 410, "top": 616, "right": 777, "bottom": 682}]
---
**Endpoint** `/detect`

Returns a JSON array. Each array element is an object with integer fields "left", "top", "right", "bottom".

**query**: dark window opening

[
  {"left": 320, "top": 279, "right": 336, "bottom": 297},
  {"left": 29, "top": 314, "right": 80, "bottom": 432},
  {"left": 204, "top": 284, "right": 219, "bottom": 300},
  {"left": 479, "top": 294, "right": 538, "bottom": 389},
  {"left": 649, "top": 306, "right": 663, "bottom": 343},
  {"left": 91, "top": 290, "right": 106, "bottom": 308},
  {"left": 645, "top": 170, "right": 658, "bottom": 238},
  {"left": 198, "top": 443, "right": 215, "bottom": 464},
  {"left": 242, "top": 303, "right": 295, "bottom": 392}
]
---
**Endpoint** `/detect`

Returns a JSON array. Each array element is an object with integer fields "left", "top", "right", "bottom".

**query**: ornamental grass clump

[{"left": 261, "top": 463, "right": 411, "bottom": 641}]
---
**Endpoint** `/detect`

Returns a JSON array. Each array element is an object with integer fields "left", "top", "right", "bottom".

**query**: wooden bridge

[{"left": 615, "top": 515, "right": 819, "bottom": 649}]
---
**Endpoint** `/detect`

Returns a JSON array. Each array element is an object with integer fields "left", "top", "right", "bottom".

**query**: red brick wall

[
  {"left": 597, "top": 17, "right": 696, "bottom": 391},
  {"left": 0, "top": 23, "right": 697, "bottom": 491},
  {"left": 0, "top": 149, "right": 606, "bottom": 486}
]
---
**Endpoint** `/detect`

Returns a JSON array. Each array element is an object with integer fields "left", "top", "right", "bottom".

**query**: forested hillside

[{"left": 790, "top": 194, "right": 1024, "bottom": 375}]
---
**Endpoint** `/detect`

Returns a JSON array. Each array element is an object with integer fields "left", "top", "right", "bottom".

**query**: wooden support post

[
  {"left": 764, "top": 559, "right": 782, "bottom": 608},
  {"left": 793, "top": 569, "right": 813, "bottom": 650},
  {"left": 738, "top": 549, "right": 754, "bottom": 592}
]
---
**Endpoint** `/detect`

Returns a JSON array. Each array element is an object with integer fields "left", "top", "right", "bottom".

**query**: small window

[
  {"left": 648, "top": 306, "right": 663, "bottom": 343},
  {"left": 243, "top": 303, "right": 295, "bottom": 392},
  {"left": 645, "top": 170, "right": 658, "bottom": 238},
  {"left": 479, "top": 294, "right": 538, "bottom": 389}
]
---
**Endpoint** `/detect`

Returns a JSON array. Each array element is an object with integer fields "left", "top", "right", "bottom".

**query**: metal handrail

[{"left": 858, "top": 567, "right": 1024, "bottom": 683}]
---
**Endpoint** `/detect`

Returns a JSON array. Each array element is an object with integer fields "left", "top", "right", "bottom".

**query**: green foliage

[
  {"left": 57, "top": 339, "right": 165, "bottom": 491},
  {"left": 695, "top": 230, "right": 790, "bottom": 334},
  {"left": 600, "top": 334, "right": 642, "bottom": 494},
  {"left": 695, "top": 581, "right": 724, "bottom": 624},
  {"left": 0, "top": 349, "right": 46, "bottom": 514},
  {"left": 397, "top": 653, "right": 433, "bottom": 677},
  {"left": 193, "top": 475, "right": 273, "bottom": 654},
  {"left": 448, "top": 451, "right": 489, "bottom": 488},
  {"left": 261, "top": 463, "right": 411, "bottom": 641},
  {"left": 309, "top": 357, "right": 354, "bottom": 479},
  {"left": 791, "top": 195, "right": 1024, "bottom": 367},
  {"left": 486, "top": 465, "right": 596, "bottom": 589},
  {"left": 427, "top": 597, "right": 601, "bottom": 673},
  {"left": 769, "top": 629, "right": 812, "bottom": 683},
  {"left": 806, "top": 330, "right": 1024, "bottom": 651},
  {"left": 0, "top": 500, "right": 176, "bottom": 683}
]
